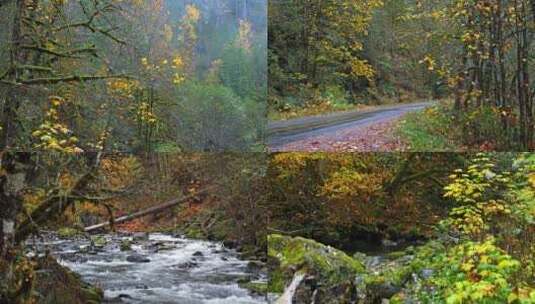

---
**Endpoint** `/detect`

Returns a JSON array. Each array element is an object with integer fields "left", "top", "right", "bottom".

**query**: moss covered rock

[
  {"left": 239, "top": 281, "right": 268, "bottom": 296},
  {"left": 268, "top": 234, "right": 365, "bottom": 303},
  {"left": 33, "top": 256, "right": 103, "bottom": 304},
  {"left": 57, "top": 227, "right": 82, "bottom": 239}
]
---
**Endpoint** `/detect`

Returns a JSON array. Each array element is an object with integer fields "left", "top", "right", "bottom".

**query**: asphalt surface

[{"left": 267, "top": 102, "right": 434, "bottom": 150}]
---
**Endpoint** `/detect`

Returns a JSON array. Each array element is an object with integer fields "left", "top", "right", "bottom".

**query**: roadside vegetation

[
  {"left": 270, "top": 0, "right": 535, "bottom": 151},
  {"left": 268, "top": 0, "right": 439, "bottom": 121}
]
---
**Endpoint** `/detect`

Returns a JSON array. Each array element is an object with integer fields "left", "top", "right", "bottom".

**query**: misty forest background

[{"left": 0, "top": 0, "right": 267, "bottom": 153}]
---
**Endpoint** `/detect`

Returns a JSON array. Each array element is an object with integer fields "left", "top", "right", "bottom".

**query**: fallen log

[{"left": 84, "top": 187, "right": 213, "bottom": 233}]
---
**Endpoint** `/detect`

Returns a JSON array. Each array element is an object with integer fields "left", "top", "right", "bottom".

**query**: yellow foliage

[{"left": 32, "top": 96, "right": 84, "bottom": 153}]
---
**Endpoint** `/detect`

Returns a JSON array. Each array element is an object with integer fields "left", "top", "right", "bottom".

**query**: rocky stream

[{"left": 26, "top": 233, "right": 267, "bottom": 304}]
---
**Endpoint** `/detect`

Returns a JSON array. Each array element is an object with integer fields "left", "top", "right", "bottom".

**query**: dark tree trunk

[
  {"left": 0, "top": 152, "right": 31, "bottom": 258},
  {"left": 1, "top": 0, "right": 26, "bottom": 150}
]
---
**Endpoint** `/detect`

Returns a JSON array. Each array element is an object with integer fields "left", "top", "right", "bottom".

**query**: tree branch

[{"left": 19, "top": 74, "right": 132, "bottom": 85}]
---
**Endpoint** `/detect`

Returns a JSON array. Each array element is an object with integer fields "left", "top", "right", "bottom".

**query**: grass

[
  {"left": 396, "top": 102, "right": 462, "bottom": 151},
  {"left": 268, "top": 101, "right": 359, "bottom": 121}
]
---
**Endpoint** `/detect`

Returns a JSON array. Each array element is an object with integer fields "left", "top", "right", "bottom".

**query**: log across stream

[{"left": 26, "top": 233, "right": 267, "bottom": 304}]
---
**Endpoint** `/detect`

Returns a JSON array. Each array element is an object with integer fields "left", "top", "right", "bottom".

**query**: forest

[
  {"left": 0, "top": 153, "right": 268, "bottom": 303},
  {"left": 2, "top": 152, "right": 534, "bottom": 303},
  {"left": 0, "top": 0, "right": 267, "bottom": 153},
  {"left": 267, "top": 153, "right": 535, "bottom": 303},
  {"left": 268, "top": 0, "right": 535, "bottom": 152},
  {"left": 2, "top": 0, "right": 535, "bottom": 303}
]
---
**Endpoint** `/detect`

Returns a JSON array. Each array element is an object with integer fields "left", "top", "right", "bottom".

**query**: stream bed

[{"left": 26, "top": 233, "right": 267, "bottom": 304}]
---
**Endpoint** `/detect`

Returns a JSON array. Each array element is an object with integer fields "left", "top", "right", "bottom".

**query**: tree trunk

[
  {"left": 1, "top": 0, "right": 26, "bottom": 150},
  {"left": 0, "top": 152, "right": 31, "bottom": 258}
]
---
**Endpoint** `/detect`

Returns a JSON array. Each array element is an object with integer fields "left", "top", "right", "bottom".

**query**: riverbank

[{"left": 269, "top": 234, "right": 535, "bottom": 303}]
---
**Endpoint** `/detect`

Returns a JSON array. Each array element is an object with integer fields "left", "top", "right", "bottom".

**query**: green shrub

[
  {"left": 171, "top": 82, "right": 262, "bottom": 151},
  {"left": 422, "top": 239, "right": 534, "bottom": 304}
]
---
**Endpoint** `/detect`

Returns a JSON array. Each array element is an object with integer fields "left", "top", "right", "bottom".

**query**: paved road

[{"left": 267, "top": 102, "right": 434, "bottom": 151}]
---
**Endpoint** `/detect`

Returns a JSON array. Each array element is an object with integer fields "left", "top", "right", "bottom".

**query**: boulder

[
  {"left": 175, "top": 261, "right": 198, "bottom": 269},
  {"left": 120, "top": 239, "right": 132, "bottom": 251},
  {"left": 132, "top": 232, "right": 149, "bottom": 242},
  {"left": 268, "top": 234, "right": 365, "bottom": 304},
  {"left": 126, "top": 254, "right": 150, "bottom": 263}
]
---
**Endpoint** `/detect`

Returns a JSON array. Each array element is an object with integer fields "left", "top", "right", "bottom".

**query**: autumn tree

[
  {"left": 268, "top": 0, "right": 383, "bottom": 111},
  {"left": 417, "top": 0, "right": 535, "bottom": 149},
  {"left": 0, "top": 0, "right": 128, "bottom": 267},
  {"left": 0, "top": 0, "right": 129, "bottom": 151}
]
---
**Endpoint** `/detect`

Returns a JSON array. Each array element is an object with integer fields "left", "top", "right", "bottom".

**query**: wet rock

[
  {"left": 192, "top": 251, "right": 204, "bottom": 257},
  {"left": 381, "top": 239, "right": 398, "bottom": 248},
  {"left": 90, "top": 235, "right": 107, "bottom": 248},
  {"left": 33, "top": 256, "right": 103, "bottom": 304},
  {"left": 420, "top": 268, "right": 434, "bottom": 279},
  {"left": 144, "top": 241, "right": 176, "bottom": 253},
  {"left": 221, "top": 256, "right": 229, "bottom": 261},
  {"left": 156, "top": 243, "right": 176, "bottom": 252},
  {"left": 222, "top": 240, "right": 238, "bottom": 249},
  {"left": 268, "top": 234, "right": 365, "bottom": 304},
  {"left": 120, "top": 239, "right": 132, "bottom": 251},
  {"left": 368, "top": 281, "right": 402, "bottom": 300},
  {"left": 132, "top": 232, "right": 149, "bottom": 242},
  {"left": 78, "top": 244, "right": 91, "bottom": 253},
  {"left": 212, "top": 248, "right": 228, "bottom": 254},
  {"left": 106, "top": 294, "right": 133, "bottom": 303},
  {"left": 126, "top": 254, "right": 150, "bottom": 263},
  {"left": 175, "top": 261, "right": 198, "bottom": 269},
  {"left": 247, "top": 260, "right": 266, "bottom": 277},
  {"left": 239, "top": 281, "right": 268, "bottom": 296},
  {"left": 57, "top": 227, "right": 82, "bottom": 239},
  {"left": 60, "top": 253, "right": 89, "bottom": 264}
]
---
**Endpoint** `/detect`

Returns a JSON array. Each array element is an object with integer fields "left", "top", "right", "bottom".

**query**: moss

[
  {"left": 184, "top": 226, "right": 205, "bottom": 239},
  {"left": 268, "top": 268, "right": 286, "bottom": 293},
  {"left": 90, "top": 235, "right": 107, "bottom": 247},
  {"left": 386, "top": 250, "right": 407, "bottom": 260},
  {"left": 120, "top": 239, "right": 132, "bottom": 251},
  {"left": 33, "top": 256, "right": 103, "bottom": 304},
  {"left": 239, "top": 281, "right": 268, "bottom": 295},
  {"left": 209, "top": 219, "right": 232, "bottom": 240},
  {"left": 268, "top": 234, "right": 365, "bottom": 297},
  {"left": 268, "top": 234, "right": 364, "bottom": 278},
  {"left": 57, "top": 227, "right": 82, "bottom": 239}
]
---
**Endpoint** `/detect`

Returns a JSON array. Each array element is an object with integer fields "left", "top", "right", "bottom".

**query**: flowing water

[{"left": 27, "top": 233, "right": 267, "bottom": 304}]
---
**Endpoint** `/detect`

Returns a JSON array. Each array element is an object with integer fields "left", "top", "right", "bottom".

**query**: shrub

[{"left": 171, "top": 82, "right": 261, "bottom": 151}]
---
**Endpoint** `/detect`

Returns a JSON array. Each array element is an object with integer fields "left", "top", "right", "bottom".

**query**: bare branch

[{"left": 19, "top": 74, "right": 132, "bottom": 85}]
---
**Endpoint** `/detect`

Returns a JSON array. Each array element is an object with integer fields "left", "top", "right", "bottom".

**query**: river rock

[
  {"left": 367, "top": 281, "right": 402, "bottom": 300},
  {"left": 247, "top": 260, "right": 266, "bottom": 278},
  {"left": 381, "top": 239, "right": 398, "bottom": 248},
  {"left": 268, "top": 234, "right": 365, "bottom": 304},
  {"left": 192, "top": 251, "right": 204, "bottom": 257},
  {"left": 120, "top": 240, "right": 132, "bottom": 251},
  {"left": 222, "top": 240, "right": 238, "bottom": 249},
  {"left": 212, "top": 248, "right": 228, "bottom": 254},
  {"left": 91, "top": 235, "right": 107, "bottom": 248},
  {"left": 133, "top": 232, "right": 149, "bottom": 241},
  {"left": 420, "top": 268, "right": 434, "bottom": 279},
  {"left": 175, "top": 261, "right": 198, "bottom": 269},
  {"left": 126, "top": 254, "right": 150, "bottom": 263},
  {"left": 60, "top": 252, "right": 89, "bottom": 264}
]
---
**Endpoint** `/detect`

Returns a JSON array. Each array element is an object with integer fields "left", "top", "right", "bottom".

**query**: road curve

[{"left": 267, "top": 101, "right": 434, "bottom": 151}]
